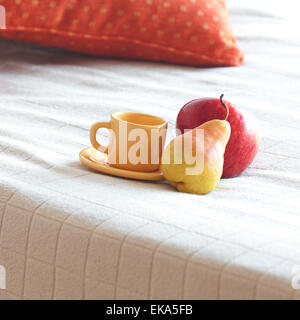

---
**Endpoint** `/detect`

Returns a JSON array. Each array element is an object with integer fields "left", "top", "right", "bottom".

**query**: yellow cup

[{"left": 90, "top": 112, "right": 168, "bottom": 172}]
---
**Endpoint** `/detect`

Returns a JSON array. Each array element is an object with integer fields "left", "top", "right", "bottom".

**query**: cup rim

[{"left": 112, "top": 112, "right": 167, "bottom": 128}]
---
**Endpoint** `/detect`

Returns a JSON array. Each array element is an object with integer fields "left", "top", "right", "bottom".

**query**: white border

[
  {"left": 0, "top": 5, "right": 6, "bottom": 30},
  {"left": 0, "top": 264, "right": 6, "bottom": 290}
]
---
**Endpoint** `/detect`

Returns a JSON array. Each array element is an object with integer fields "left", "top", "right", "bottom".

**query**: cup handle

[{"left": 90, "top": 122, "right": 111, "bottom": 154}]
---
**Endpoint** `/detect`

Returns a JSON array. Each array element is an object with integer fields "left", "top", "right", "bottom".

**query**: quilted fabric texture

[{"left": 0, "top": 0, "right": 243, "bottom": 67}]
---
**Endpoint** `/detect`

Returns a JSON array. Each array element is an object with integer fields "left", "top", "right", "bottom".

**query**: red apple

[{"left": 176, "top": 95, "right": 260, "bottom": 178}]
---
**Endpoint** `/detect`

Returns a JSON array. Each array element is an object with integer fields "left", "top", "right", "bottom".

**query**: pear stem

[{"left": 220, "top": 94, "right": 229, "bottom": 121}]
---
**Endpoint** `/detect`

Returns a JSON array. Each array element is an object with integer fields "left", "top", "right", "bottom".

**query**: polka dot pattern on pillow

[{"left": 0, "top": 0, "right": 244, "bottom": 67}]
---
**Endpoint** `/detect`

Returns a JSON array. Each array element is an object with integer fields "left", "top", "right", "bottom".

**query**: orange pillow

[{"left": 0, "top": 0, "right": 244, "bottom": 67}]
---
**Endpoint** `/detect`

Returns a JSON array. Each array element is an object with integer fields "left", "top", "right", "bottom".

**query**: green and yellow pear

[{"left": 162, "top": 97, "right": 231, "bottom": 195}]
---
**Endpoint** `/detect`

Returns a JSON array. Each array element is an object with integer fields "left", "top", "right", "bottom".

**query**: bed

[{"left": 0, "top": 0, "right": 300, "bottom": 300}]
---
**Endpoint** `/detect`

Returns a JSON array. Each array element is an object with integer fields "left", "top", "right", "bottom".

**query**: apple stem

[{"left": 220, "top": 94, "right": 229, "bottom": 121}]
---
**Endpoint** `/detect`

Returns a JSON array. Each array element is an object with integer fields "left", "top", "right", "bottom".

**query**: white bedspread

[{"left": 0, "top": 0, "right": 300, "bottom": 300}]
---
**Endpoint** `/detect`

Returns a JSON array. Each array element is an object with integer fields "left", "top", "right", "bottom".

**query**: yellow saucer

[{"left": 79, "top": 147, "right": 164, "bottom": 181}]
